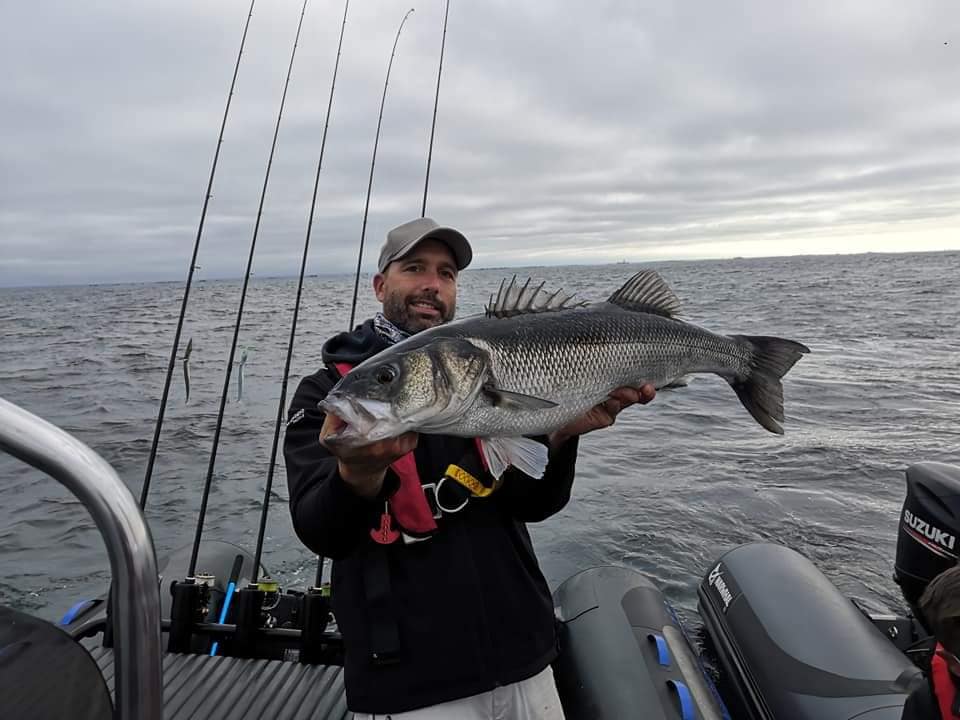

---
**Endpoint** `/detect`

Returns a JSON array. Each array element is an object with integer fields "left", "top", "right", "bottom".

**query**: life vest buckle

[{"left": 419, "top": 483, "right": 445, "bottom": 520}]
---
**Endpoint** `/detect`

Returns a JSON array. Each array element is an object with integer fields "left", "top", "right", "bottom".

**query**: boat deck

[{"left": 88, "top": 647, "right": 352, "bottom": 719}]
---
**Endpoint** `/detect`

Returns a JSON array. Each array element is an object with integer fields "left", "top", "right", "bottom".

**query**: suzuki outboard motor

[{"left": 894, "top": 462, "right": 960, "bottom": 622}]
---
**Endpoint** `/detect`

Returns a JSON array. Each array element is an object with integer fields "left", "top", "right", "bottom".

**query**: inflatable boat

[
  {"left": 697, "top": 461, "right": 960, "bottom": 720},
  {"left": 1, "top": 397, "right": 956, "bottom": 719}
]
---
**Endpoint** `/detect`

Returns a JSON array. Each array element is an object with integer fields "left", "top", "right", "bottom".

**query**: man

[
  {"left": 903, "top": 565, "right": 960, "bottom": 719},
  {"left": 284, "top": 217, "right": 655, "bottom": 719}
]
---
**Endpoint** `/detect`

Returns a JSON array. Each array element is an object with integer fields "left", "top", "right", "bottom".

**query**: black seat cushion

[{"left": 0, "top": 605, "right": 112, "bottom": 720}]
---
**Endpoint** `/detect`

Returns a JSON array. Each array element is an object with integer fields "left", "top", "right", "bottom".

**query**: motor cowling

[{"left": 894, "top": 462, "right": 960, "bottom": 620}]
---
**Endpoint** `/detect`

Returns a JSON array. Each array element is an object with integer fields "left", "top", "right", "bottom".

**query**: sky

[{"left": 1, "top": 0, "right": 959, "bottom": 287}]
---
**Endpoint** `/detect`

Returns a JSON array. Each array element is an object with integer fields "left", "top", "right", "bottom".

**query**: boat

[
  {"left": 2, "top": 395, "right": 954, "bottom": 719},
  {"left": 697, "top": 460, "right": 960, "bottom": 720}
]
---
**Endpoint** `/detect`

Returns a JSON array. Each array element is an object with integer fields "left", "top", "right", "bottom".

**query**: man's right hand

[{"left": 319, "top": 413, "right": 417, "bottom": 499}]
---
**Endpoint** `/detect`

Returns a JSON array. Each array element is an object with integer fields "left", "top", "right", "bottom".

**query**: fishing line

[
  {"left": 139, "top": 0, "right": 257, "bottom": 511},
  {"left": 188, "top": 0, "right": 311, "bottom": 579},
  {"left": 347, "top": 8, "right": 416, "bottom": 332},
  {"left": 421, "top": 0, "right": 450, "bottom": 217},
  {"left": 252, "top": 0, "right": 351, "bottom": 585}
]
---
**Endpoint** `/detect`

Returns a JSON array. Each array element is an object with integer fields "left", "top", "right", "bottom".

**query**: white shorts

[{"left": 353, "top": 665, "right": 566, "bottom": 720}]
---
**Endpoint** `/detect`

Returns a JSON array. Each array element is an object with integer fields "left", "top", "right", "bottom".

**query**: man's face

[{"left": 374, "top": 239, "right": 458, "bottom": 334}]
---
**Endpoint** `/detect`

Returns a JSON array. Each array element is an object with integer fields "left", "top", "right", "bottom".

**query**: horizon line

[{"left": 2, "top": 245, "right": 958, "bottom": 291}]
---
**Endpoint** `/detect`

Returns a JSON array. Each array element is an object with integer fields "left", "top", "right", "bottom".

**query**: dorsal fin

[
  {"left": 607, "top": 270, "right": 682, "bottom": 318},
  {"left": 485, "top": 275, "right": 588, "bottom": 318}
]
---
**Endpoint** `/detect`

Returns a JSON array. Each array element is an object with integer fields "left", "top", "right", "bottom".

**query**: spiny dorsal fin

[
  {"left": 607, "top": 270, "right": 682, "bottom": 318},
  {"left": 485, "top": 275, "right": 588, "bottom": 318}
]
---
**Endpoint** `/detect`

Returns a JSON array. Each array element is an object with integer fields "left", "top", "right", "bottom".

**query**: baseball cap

[{"left": 377, "top": 217, "right": 472, "bottom": 273}]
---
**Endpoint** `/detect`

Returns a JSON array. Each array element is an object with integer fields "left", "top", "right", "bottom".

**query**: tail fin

[{"left": 728, "top": 335, "right": 810, "bottom": 434}]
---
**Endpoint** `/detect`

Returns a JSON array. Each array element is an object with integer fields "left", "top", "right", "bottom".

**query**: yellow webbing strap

[{"left": 444, "top": 464, "right": 501, "bottom": 497}]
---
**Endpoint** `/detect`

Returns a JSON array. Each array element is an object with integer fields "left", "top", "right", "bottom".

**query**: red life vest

[
  {"left": 932, "top": 643, "right": 960, "bottom": 720},
  {"left": 333, "top": 362, "right": 487, "bottom": 542}
]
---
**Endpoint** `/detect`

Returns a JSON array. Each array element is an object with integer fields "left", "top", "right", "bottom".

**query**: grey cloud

[{"left": 2, "top": 0, "right": 959, "bottom": 287}]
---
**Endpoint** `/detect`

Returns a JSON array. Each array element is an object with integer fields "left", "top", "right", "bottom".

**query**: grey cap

[{"left": 377, "top": 217, "right": 473, "bottom": 273}]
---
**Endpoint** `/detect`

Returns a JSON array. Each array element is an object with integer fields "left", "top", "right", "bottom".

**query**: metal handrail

[{"left": 0, "top": 397, "right": 162, "bottom": 720}]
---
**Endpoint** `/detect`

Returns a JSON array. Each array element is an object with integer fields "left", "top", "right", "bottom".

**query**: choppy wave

[{"left": 1, "top": 251, "right": 959, "bottom": 623}]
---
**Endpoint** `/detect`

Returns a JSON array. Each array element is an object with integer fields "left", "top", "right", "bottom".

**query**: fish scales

[{"left": 431, "top": 304, "right": 752, "bottom": 437}]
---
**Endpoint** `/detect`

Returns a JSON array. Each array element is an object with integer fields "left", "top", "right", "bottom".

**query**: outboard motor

[{"left": 894, "top": 462, "right": 960, "bottom": 622}]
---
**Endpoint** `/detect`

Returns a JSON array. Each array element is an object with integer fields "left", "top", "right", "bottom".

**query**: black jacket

[
  {"left": 902, "top": 679, "right": 940, "bottom": 720},
  {"left": 901, "top": 640, "right": 958, "bottom": 720},
  {"left": 283, "top": 319, "right": 580, "bottom": 714}
]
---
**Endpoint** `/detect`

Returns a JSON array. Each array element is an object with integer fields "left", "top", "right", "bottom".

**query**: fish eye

[{"left": 376, "top": 365, "right": 398, "bottom": 385}]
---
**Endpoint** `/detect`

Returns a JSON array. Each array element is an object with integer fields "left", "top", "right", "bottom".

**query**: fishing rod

[
  {"left": 188, "top": 0, "right": 311, "bottom": 579},
  {"left": 251, "top": 0, "right": 351, "bottom": 586},
  {"left": 347, "top": 8, "right": 416, "bottom": 331},
  {"left": 139, "top": 0, "right": 257, "bottom": 511},
  {"left": 421, "top": 0, "right": 450, "bottom": 217}
]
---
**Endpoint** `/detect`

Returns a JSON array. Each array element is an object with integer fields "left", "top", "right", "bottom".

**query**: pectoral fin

[
  {"left": 479, "top": 436, "right": 550, "bottom": 479},
  {"left": 481, "top": 384, "right": 558, "bottom": 411}
]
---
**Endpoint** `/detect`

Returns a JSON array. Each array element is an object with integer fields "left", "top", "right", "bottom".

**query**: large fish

[{"left": 320, "top": 270, "right": 809, "bottom": 479}]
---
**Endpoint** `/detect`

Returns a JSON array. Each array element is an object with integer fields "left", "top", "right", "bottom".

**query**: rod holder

[
  {"left": 232, "top": 586, "right": 265, "bottom": 658},
  {"left": 167, "top": 579, "right": 201, "bottom": 654},
  {"left": 299, "top": 587, "right": 331, "bottom": 665}
]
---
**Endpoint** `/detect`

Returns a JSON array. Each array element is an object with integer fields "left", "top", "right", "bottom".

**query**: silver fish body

[
  {"left": 321, "top": 271, "right": 809, "bottom": 477},
  {"left": 416, "top": 303, "right": 756, "bottom": 437}
]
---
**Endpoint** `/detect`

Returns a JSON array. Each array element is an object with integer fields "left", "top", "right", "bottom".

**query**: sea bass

[{"left": 320, "top": 270, "right": 810, "bottom": 479}]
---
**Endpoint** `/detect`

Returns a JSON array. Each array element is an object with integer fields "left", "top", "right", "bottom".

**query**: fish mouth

[{"left": 318, "top": 393, "right": 404, "bottom": 448}]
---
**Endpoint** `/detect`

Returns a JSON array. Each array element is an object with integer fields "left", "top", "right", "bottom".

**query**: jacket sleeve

[
  {"left": 283, "top": 370, "right": 379, "bottom": 560},
  {"left": 495, "top": 436, "right": 580, "bottom": 523}
]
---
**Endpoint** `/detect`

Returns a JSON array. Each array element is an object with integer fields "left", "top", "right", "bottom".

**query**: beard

[{"left": 382, "top": 289, "right": 455, "bottom": 334}]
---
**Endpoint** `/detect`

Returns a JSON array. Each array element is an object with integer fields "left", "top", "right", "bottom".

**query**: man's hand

[
  {"left": 548, "top": 384, "right": 656, "bottom": 449},
  {"left": 319, "top": 413, "right": 417, "bottom": 499}
]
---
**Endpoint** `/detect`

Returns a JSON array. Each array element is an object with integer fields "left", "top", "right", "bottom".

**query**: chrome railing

[{"left": 0, "top": 397, "right": 162, "bottom": 720}]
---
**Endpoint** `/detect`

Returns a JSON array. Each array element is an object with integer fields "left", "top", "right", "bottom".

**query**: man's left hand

[{"left": 548, "top": 384, "right": 656, "bottom": 449}]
